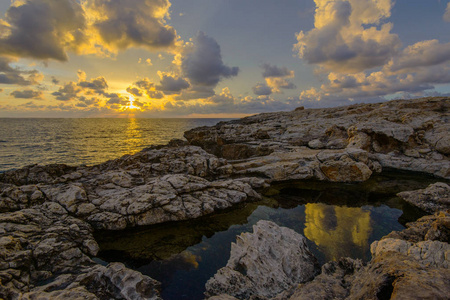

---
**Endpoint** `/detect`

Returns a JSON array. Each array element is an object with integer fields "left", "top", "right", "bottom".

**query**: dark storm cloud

[
  {"left": 86, "top": 0, "right": 177, "bottom": 50},
  {"left": 261, "top": 64, "right": 294, "bottom": 78},
  {"left": 252, "top": 83, "right": 272, "bottom": 96},
  {"left": 0, "top": 0, "right": 87, "bottom": 61},
  {"left": 10, "top": 89, "right": 43, "bottom": 99},
  {"left": 157, "top": 74, "right": 190, "bottom": 93},
  {"left": 181, "top": 32, "right": 239, "bottom": 87}
]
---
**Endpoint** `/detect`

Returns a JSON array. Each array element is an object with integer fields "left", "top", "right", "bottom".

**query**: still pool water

[{"left": 95, "top": 171, "right": 441, "bottom": 300}]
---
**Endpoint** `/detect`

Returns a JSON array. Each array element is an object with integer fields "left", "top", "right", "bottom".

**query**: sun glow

[{"left": 126, "top": 94, "right": 141, "bottom": 110}]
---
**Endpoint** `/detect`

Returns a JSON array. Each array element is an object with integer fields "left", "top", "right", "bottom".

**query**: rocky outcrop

[
  {"left": 397, "top": 182, "right": 450, "bottom": 214},
  {"left": 0, "top": 202, "right": 162, "bottom": 299},
  {"left": 0, "top": 146, "right": 263, "bottom": 230},
  {"left": 1, "top": 98, "right": 450, "bottom": 299},
  {"left": 186, "top": 97, "right": 450, "bottom": 181},
  {"left": 205, "top": 221, "right": 319, "bottom": 299}
]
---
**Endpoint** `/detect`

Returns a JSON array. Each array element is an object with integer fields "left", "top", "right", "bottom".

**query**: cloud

[
  {"left": 132, "top": 78, "right": 165, "bottom": 99},
  {"left": 444, "top": 3, "right": 450, "bottom": 22},
  {"left": 78, "top": 75, "right": 108, "bottom": 94},
  {"left": 0, "top": 0, "right": 87, "bottom": 61},
  {"left": 126, "top": 86, "right": 143, "bottom": 97},
  {"left": 51, "top": 76, "right": 60, "bottom": 85},
  {"left": 294, "top": 0, "right": 401, "bottom": 73},
  {"left": 181, "top": 32, "right": 239, "bottom": 87},
  {"left": 105, "top": 92, "right": 129, "bottom": 105},
  {"left": 174, "top": 85, "right": 215, "bottom": 100},
  {"left": 261, "top": 63, "right": 294, "bottom": 78},
  {"left": 52, "top": 82, "right": 82, "bottom": 101},
  {"left": 265, "top": 77, "right": 297, "bottom": 91},
  {"left": 84, "top": 0, "right": 177, "bottom": 51},
  {"left": 0, "top": 0, "right": 179, "bottom": 62},
  {"left": 156, "top": 72, "right": 190, "bottom": 93},
  {"left": 10, "top": 89, "right": 43, "bottom": 99},
  {"left": 0, "top": 56, "right": 43, "bottom": 85},
  {"left": 256, "top": 63, "right": 296, "bottom": 93},
  {"left": 252, "top": 83, "right": 272, "bottom": 95},
  {"left": 388, "top": 40, "right": 450, "bottom": 72}
]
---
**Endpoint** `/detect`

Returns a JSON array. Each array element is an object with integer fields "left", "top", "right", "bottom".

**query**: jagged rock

[
  {"left": 384, "top": 210, "right": 450, "bottom": 243},
  {"left": 0, "top": 203, "right": 97, "bottom": 298},
  {"left": 0, "top": 203, "right": 162, "bottom": 300},
  {"left": 285, "top": 258, "right": 363, "bottom": 300},
  {"left": 397, "top": 182, "right": 450, "bottom": 214},
  {"left": 205, "top": 221, "right": 319, "bottom": 299},
  {"left": 185, "top": 97, "right": 450, "bottom": 180},
  {"left": 1, "top": 146, "right": 261, "bottom": 230},
  {"left": 371, "top": 238, "right": 450, "bottom": 268},
  {"left": 14, "top": 263, "right": 162, "bottom": 300},
  {"left": 348, "top": 251, "right": 450, "bottom": 300}
]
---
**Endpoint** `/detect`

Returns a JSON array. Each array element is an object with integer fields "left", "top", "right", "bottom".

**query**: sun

[{"left": 126, "top": 94, "right": 141, "bottom": 110}]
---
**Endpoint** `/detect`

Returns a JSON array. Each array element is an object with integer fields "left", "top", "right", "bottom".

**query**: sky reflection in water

[{"left": 96, "top": 172, "right": 439, "bottom": 300}]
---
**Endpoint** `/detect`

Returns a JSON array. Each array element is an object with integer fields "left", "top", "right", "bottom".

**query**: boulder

[{"left": 205, "top": 220, "right": 319, "bottom": 299}]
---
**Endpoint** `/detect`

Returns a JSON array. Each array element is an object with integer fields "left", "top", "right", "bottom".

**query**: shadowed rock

[{"left": 397, "top": 182, "right": 450, "bottom": 214}]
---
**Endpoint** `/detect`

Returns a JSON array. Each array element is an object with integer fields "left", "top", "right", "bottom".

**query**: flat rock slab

[{"left": 398, "top": 182, "right": 450, "bottom": 214}]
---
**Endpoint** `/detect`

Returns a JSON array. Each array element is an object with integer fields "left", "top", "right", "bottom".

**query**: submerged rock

[{"left": 205, "top": 220, "right": 319, "bottom": 299}]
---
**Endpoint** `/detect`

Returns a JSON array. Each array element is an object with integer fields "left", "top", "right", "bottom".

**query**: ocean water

[{"left": 0, "top": 118, "right": 228, "bottom": 172}]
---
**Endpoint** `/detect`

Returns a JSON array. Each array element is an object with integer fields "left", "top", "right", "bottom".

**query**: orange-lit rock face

[{"left": 304, "top": 203, "right": 372, "bottom": 261}]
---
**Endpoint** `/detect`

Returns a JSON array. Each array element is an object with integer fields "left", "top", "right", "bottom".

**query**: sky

[{"left": 0, "top": 0, "right": 449, "bottom": 118}]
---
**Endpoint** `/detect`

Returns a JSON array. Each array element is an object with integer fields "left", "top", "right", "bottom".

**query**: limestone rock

[
  {"left": 397, "top": 182, "right": 450, "bottom": 214},
  {"left": 185, "top": 97, "right": 450, "bottom": 180},
  {"left": 348, "top": 251, "right": 450, "bottom": 300},
  {"left": 384, "top": 210, "right": 450, "bottom": 243},
  {"left": 18, "top": 263, "right": 162, "bottom": 300},
  {"left": 1, "top": 146, "right": 261, "bottom": 231},
  {"left": 205, "top": 220, "right": 319, "bottom": 299},
  {"left": 286, "top": 258, "right": 363, "bottom": 300}
]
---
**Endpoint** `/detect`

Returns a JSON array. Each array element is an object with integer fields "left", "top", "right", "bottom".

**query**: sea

[{"left": 0, "top": 118, "right": 229, "bottom": 172}]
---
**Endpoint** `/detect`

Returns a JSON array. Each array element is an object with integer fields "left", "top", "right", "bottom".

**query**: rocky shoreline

[{"left": 0, "top": 97, "right": 449, "bottom": 299}]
